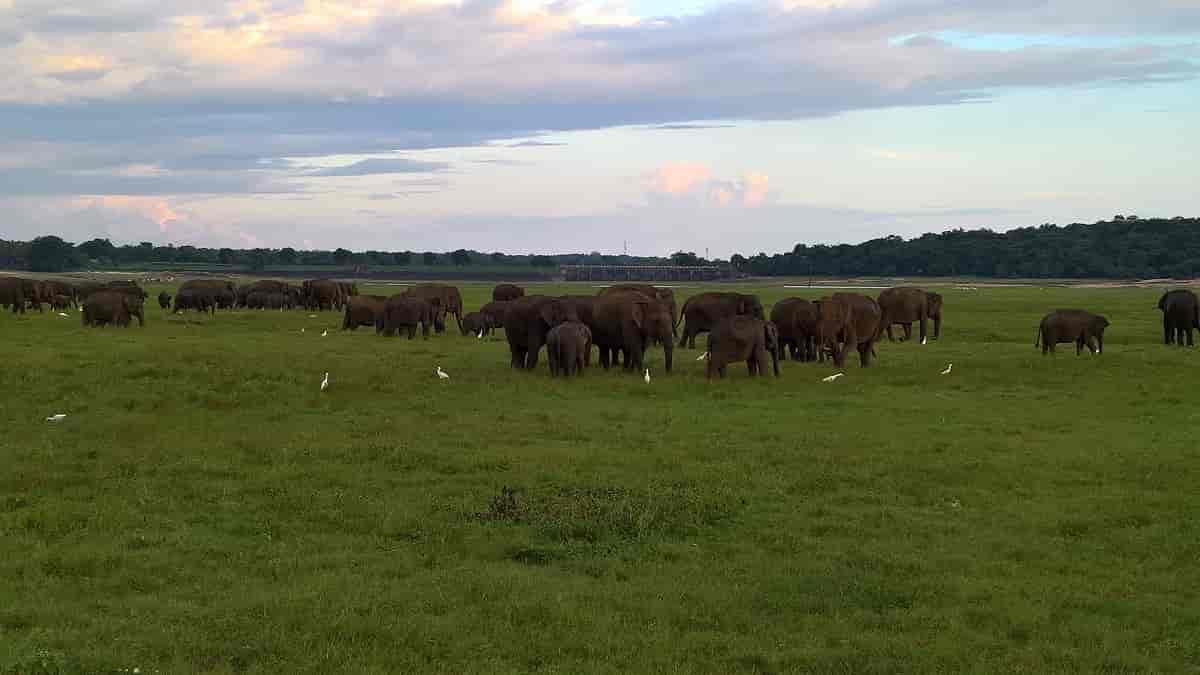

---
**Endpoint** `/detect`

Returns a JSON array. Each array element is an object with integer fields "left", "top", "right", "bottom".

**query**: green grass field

[{"left": 2, "top": 282, "right": 1198, "bottom": 674}]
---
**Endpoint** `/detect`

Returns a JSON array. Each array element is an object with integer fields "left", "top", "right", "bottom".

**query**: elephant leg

[
  {"left": 526, "top": 337, "right": 544, "bottom": 369},
  {"left": 1188, "top": 328, "right": 1194, "bottom": 346},
  {"left": 886, "top": 324, "right": 895, "bottom": 341},
  {"left": 919, "top": 317, "right": 927, "bottom": 343},
  {"left": 1165, "top": 319, "right": 1173, "bottom": 345},
  {"left": 902, "top": 323, "right": 912, "bottom": 341},
  {"left": 859, "top": 341, "right": 871, "bottom": 367}
]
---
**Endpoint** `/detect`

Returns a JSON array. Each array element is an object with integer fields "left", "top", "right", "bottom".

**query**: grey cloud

[
  {"left": 504, "top": 140, "right": 566, "bottom": 147},
  {"left": 307, "top": 158, "right": 450, "bottom": 177},
  {"left": 46, "top": 68, "right": 110, "bottom": 82},
  {"left": 0, "top": 167, "right": 294, "bottom": 196}
]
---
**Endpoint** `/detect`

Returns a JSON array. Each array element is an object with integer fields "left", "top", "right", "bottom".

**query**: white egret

[
  {"left": 822, "top": 373, "right": 845, "bottom": 383},
  {"left": 644, "top": 369, "right": 651, "bottom": 384},
  {"left": 437, "top": 366, "right": 450, "bottom": 380},
  {"left": 940, "top": 363, "right": 953, "bottom": 375},
  {"left": 320, "top": 372, "right": 329, "bottom": 391}
]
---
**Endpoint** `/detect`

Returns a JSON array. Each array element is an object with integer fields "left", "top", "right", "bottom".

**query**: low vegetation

[{"left": 2, "top": 282, "right": 1198, "bottom": 673}]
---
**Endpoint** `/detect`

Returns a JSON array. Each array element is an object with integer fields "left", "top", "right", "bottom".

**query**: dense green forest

[{"left": 2, "top": 216, "right": 1196, "bottom": 278}]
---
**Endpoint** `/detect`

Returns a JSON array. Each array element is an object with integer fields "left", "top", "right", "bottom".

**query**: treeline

[
  {"left": 0, "top": 238, "right": 689, "bottom": 274},
  {"left": 732, "top": 217, "right": 1200, "bottom": 279},
  {"left": 2, "top": 216, "right": 1197, "bottom": 278}
]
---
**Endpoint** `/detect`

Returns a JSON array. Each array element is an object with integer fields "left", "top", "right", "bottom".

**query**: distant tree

[
  {"left": 423, "top": 251, "right": 437, "bottom": 266},
  {"left": 249, "top": 248, "right": 269, "bottom": 271},
  {"left": 490, "top": 252, "right": 507, "bottom": 264},
  {"left": 28, "top": 235, "right": 76, "bottom": 272},
  {"left": 218, "top": 248, "right": 236, "bottom": 265},
  {"left": 333, "top": 248, "right": 353, "bottom": 265},
  {"left": 530, "top": 255, "right": 556, "bottom": 268},
  {"left": 278, "top": 247, "right": 298, "bottom": 264},
  {"left": 78, "top": 238, "right": 116, "bottom": 262},
  {"left": 392, "top": 251, "right": 412, "bottom": 265},
  {"left": 730, "top": 253, "right": 747, "bottom": 269},
  {"left": 671, "top": 250, "right": 701, "bottom": 267},
  {"left": 450, "top": 249, "right": 472, "bottom": 266}
]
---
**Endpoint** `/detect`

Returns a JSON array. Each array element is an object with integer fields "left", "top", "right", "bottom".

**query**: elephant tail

[{"left": 1034, "top": 326, "right": 1041, "bottom": 348}]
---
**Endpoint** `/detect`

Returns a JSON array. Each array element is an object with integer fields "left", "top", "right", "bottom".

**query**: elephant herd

[{"left": 6, "top": 273, "right": 1199, "bottom": 367}]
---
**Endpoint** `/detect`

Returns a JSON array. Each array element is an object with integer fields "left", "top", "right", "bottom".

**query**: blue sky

[{"left": 0, "top": 0, "right": 1197, "bottom": 256}]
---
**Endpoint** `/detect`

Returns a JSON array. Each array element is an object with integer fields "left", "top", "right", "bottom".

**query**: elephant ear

[{"left": 630, "top": 303, "right": 645, "bottom": 330}]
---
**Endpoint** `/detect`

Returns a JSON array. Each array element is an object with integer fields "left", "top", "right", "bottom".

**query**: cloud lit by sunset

[{"left": 0, "top": 0, "right": 1195, "bottom": 254}]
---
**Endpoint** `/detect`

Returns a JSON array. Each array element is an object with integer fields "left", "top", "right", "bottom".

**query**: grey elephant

[
  {"left": 770, "top": 297, "right": 819, "bottom": 361},
  {"left": 599, "top": 284, "right": 678, "bottom": 337},
  {"left": 83, "top": 291, "right": 145, "bottom": 327},
  {"left": 546, "top": 321, "right": 593, "bottom": 376},
  {"left": 378, "top": 295, "right": 437, "bottom": 338},
  {"left": 591, "top": 292, "right": 674, "bottom": 373},
  {"left": 815, "top": 293, "right": 882, "bottom": 368},
  {"left": 705, "top": 316, "right": 780, "bottom": 378},
  {"left": 343, "top": 295, "right": 387, "bottom": 330},
  {"left": 462, "top": 311, "right": 496, "bottom": 337},
  {"left": 677, "top": 292, "right": 764, "bottom": 349},
  {"left": 1157, "top": 289, "right": 1199, "bottom": 346},
  {"left": 503, "top": 296, "right": 577, "bottom": 369},
  {"left": 1037, "top": 309, "right": 1109, "bottom": 355},
  {"left": 878, "top": 286, "right": 943, "bottom": 343},
  {"left": 493, "top": 284, "right": 525, "bottom": 302}
]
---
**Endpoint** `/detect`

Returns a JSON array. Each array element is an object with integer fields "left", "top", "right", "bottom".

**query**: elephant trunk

[
  {"left": 662, "top": 336, "right": 673, "bottom": 373},
  {"left": 933, "top": 314, "right": 942, "bottom": 339}
]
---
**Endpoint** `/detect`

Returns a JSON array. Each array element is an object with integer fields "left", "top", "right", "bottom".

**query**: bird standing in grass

[
  {"left": 822, "top": 373, "right": 845, "bottom": 383},
  {"left": 696, "top": 352, "right": 708, "bottom": 361},
  {"left": 437, "top": 366, "right": 450, "bottom": 380},
  {"left": 320, "top": 372, "right": 329, "bottom": 391},
  {"left": 940, "top": 363, "right": 953, "bottom": 375},
  {"left": 45, "top": 414, "right": 67, "bottom": 422},
  {"left": 57, "top": 312, "right": 69, "bottom": 317},
  {"left": 321, "top": 329, "right": 328, "bottom": 337},
  {"left": 644, "top": 369, "right": 651, "bottom": 384}
]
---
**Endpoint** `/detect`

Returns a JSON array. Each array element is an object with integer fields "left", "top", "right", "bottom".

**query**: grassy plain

[{"left": 2, "top": 281, "right": 1199, "bottom": 674}]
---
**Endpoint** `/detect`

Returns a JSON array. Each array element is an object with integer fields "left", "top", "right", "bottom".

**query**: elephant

[
  {"left": 462, "top": 311, "right": 495, "bottom": 337},
  {"left": 158, "top": 291, "right": 172, "bottom": 310},
  {"left": 83, "top": 291, "right": 144, "bottom": 327},
  {"left": 705, "top": 316, "right": 780, "bottom": 379},
  {"left": 677, "top": 292, "right": 765, "bottom": 349},
  {"left": 878, "top": 287, "right": 943, "bottom": 343},
  {"left": 503, "top": 295, "right": 577, "bottom": 369},
  {"left": 78, "top": 281, "right": 148, "bottom": 306},
  {"left": 558, "top": 295, "right": 597, "bottom": 328},
  {"left": 378, "top": 295, "right": 437, "bottom": 338},
  {"left": 0, "top": 277, "right": 39, "bottom": 314},
  {"left": 343, "top": 295, "right": 387, "bottom": 330},
  {"left": 50, "top": 294, "right": 73, "bottom": 311},
  {"left": 493, "top": 284, "right": 525, "bottom": 302},
  {"left": 599, "top": 284, "right": 678, "bottom": 337},
  {"left": 40, "top": 280, "right": 77, "bottom": 308},
  {"left": 174, "top": 288, "right": 216, "bottom": 314},
  {"left": 338, "top": 282, "right": 359, "bottom": 305},
  {"left": 479, "top": 300, "right": 512, "bottom": 328},
  {"left": 590, "top": 292, "right": 674, "bottom": 373},
  {"left": 1037, "top": 309, "right": 1110, "bottom": 355},
  {"left": 770, "top": 298, "right": 819, "bottom": 361},
  {"left": 546, "top": 321, "right": 593, "bottom": 377},
  {"left": 1157, "top": 289, "right": 1199, "bottom": 346},
  {"left": 302, "top": 279, "right": 342, "bottom": 311},
  {"left": 814, "top": 293, "right": 882, "bottom": 368},
  {"left": 405, "top": 284, "right": 464, "bottom": 333}
]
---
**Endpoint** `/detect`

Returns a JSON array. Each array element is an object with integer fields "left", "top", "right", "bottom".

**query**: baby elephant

[
  {"left": 158, "top": 290, "right": 171, "bottom": 310},
  {"left": 50, "top": 294, "right": 73, "bottom": 311},
  {"left": 462, "top": 311, "right": 495, "bottom": 337},
  {"left": 1037, "top": 309, "right": 1110, "bottom": 355},
  {"left": 546, "top": 321, "right": 592, "bottom": 377},
  {"left": 706, "top": 316, "right": 780, "bottom": 378}
]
